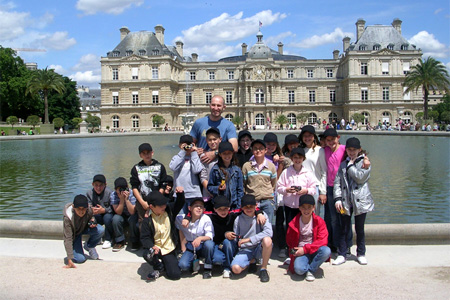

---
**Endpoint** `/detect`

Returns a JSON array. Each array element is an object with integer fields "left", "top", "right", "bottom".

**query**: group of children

[{"left": 63, "top": 126, "right": 374, "bottom": 283}]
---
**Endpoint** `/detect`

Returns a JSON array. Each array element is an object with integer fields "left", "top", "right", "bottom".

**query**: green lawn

[{"left": 0, "top": 126, "right": 40, "bottom": 135}]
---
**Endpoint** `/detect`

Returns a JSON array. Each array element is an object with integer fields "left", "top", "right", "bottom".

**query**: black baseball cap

[
  {"left": 238, "top": 130, "right": 252, "bottom": 142},
  {"left": 346, "top": 137, "right": 361, "bottom": 149},
  {"left": 299, "top": 194, "right": 315, "bottom": 207},
  {"left": 114, "top": 177, "right": 128, "bottom": 189},
  {"left": 213, "top": 195, "right": 230, "bottom": 209},
  {"left": 290, "top": 147, "right": 305, "bottom": 158},
  {"left": 251, "top": 139, "right": 266, "bottom": 148},
  {"left": 73, "top": 194, "right": 88, "bottom": 208},
  {"left": 179, "top": 135, "right": 193, "bottom": 144},
  {"left": 139, "top": 143, "right": 153, "bottom": 153},
  {"left": 263, "top": 132, "right": 278, "bottom": 143},
  {"left": 301, "top": 125, "right": 315, "bottom": 135},
  {"left": 284, "top": 134, "right": 299, "bottom": 145},
  {"left": 190, "top": 198, "right": 205, "bottom": 207},
  {"left": 145, "top": 191, "right": 168, "bottom": 207},
  {"left": 92, "top": 174, "right": 106, "bottom": 184},
  {"left": 241, "top": 194, "right": 256, "bottom": 207},
  {"left": 323, "top": 128, "right": 338, "bottom": 137},
  {"left": 206, "top": 127, "right": 220, "bottom": 137},
  {"left": 219, "top": 141, "right": 234, "bottom": 153}
]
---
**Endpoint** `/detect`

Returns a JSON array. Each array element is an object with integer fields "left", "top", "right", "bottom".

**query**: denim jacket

[{"left": 207, "top": 164, "right": 244, "bottom": 209}]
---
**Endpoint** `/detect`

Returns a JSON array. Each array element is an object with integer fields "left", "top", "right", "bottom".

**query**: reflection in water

[{"left": 1, "top": 134, "right": 449, "bottom": 223}]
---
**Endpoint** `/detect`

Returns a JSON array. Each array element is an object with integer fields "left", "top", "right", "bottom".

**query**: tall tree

[
  {"left": 47, "top": 76, "right": 80, "bottom": 123},
  {"left": 26, "top": 67, "right": 66, "bottom": 124},
  {"left": 403, "top": 57, "right": 450, "bottom": 120}
]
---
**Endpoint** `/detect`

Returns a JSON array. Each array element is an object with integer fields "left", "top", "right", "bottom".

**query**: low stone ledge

[{"left": 0, "top": 220, "right": 449, "bottom": 244}]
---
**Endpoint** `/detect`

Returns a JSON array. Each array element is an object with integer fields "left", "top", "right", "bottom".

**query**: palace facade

[{"left": 100, "top": 18, "right": 426, "bottom": 131}]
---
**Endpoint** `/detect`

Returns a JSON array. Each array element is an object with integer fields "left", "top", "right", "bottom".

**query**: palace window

[
  {"left": 362, "top": 112, "right": 370, "bottom": 125},
  {"left": 112, "top": 68, "right": 118, "bottom": 80},
  {"left": 112, "top": 115, "right": 119, "bottom": 128},
  {"left": 309, "top": 90, "right": 316, "bottom": 103},
  {"left": 307, "top": 69, "right": 314, "bottom": 78},
  {"left": 186, "top": 92, "right": 192, "bottom": 105},
  {"left": 225, "top": 114, "right": 233, "bottom": 122},
  {"left": 361, "top": 63, "right": 368, "bottom": 75},
  {"left": 328, "top": 112, "right": 338, "bottom": 124},
  {"left": 132, "top": 92, "right": 139, "bottom": 104},
  {"left": 382, "top": 87, "right": 390, "bottom": 101},
  {"left": 209, "top": 71, "right": 215, "bottom": 80},
  {"left": 132, "top": 115, "right": 139, "bottom": 128},
  {"left": 288, "top": 90, "right": 295, "bottom": 103},
  {"left": 330, "top": 90, "right": 336, "bottom": 102},
  {"left": 228, "top": 70, "right": 234, "bottom": 80},
  {"left": 382, "top": 62, "right": 389, "bottom": 75},
  {"left": 112, "top": 92, "right": 119, "bottom": 105},
  {"left": 152, "top": 91, "right": 159, "bottom": 104},
  {"left": 205, "top": 92, "right": 212, "bottom": 104},
  {"left": 287, "top": 69, "right": 294, "bottom": 78},
  {"left": 190, "top": 72, "right": 196, "bottom": 80},
  {"left": 255, "top": 88, "right": 264, "bottom": 103},
  {"left": 255, "top": 113, "right": 265, "bottom": 126},
  {"left": 226, "top": 91, "right": 232, "bottom": 104},
  {"left": 132, "top": 67, "right": 138, "bottom": 80},
  {"left": 287, "top": 113, "right": 296, "bottom": 126},
  {"left": 308, "top": 113, "right": 317, "bottom": 125},
  {"left": 152, "top": 67, "right": 159, "bottom": 79},
  {"left": 361, "top": 88, "right": 368, "bottom": 102},
  {"left": 327, "top": 69, "right": 333, "bottom": 78}
]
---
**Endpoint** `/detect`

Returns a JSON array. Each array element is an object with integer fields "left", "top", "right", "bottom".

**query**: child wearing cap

[
  {"left": 230, "top": 194, "right": 273, "bottom": 283},
  {"left": 242, "top": 139, "right": 277, "bottom": 225},
  {"left": 236, "top": 130, "right": 253, "bottom": 168},
  {"left": 175, "top": 198, "right": 215, "bottom": 279},
  {"left": 63, "top": 195, "right": 105, "bottom": 268},
  {"left": 110, "top": 177, "right": 140, "bottom": 252},
  {"left": 86, "top": 174, "right": 114, "bottom": 249},
  {"left": 286, "top": 194, "right": 330, "bottom": 281},
  {"left": 333, "top": 137, "right": 373, "bottom": 266},
  {"left": 208, "top": 141, "right": 244, "bottom": 210},
  {"left": 130, "top": 143, "right": 168, "bottom": 225},
  {"left": 199, "top": 127, "right": 221, "bottom": 211},
  {"left": 140, "top": 188, "right": 186, "bottom": 281},
  {"left": 161, "top": 175, "right": 175, "bottom": 201}
]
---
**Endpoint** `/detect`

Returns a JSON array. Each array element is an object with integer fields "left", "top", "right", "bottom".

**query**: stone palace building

[{"left": 100, "top": 18, "right": 428, "bottom": 131}]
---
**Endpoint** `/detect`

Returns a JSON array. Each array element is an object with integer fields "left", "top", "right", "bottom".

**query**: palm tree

[
  {"left": 26, "top": 67, "right": 66, "bottom": 124},
  {"left": 403, "top": 57, "right": 449, "bottom": 120}
]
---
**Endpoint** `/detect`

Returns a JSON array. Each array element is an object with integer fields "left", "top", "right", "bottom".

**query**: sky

[{"left": 1, "top": 0, "right": 449, "bottom": 88}]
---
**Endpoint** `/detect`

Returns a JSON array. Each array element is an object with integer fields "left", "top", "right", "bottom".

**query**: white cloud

[
  {"left": 0, "top": 9, "right": 30, "bottom": 40},
  {"left": 72, "top": 53, "right": 100, "bottom": 71},
  {"left": 183, "top": 43, "right": 238, "bottom": 62},
  {"left": 76, "top": 0, "right": 143, "bottom": 15},
  {"left": 49, "top": 64, "right": 66, "bottom": 74},
  {"left": 434, "top": 8, "right": 443, "bottom": 14},
  {"left": 289, "top": 28, "right": 353, "bottom": 49},
  {"left": 68, "top": 54, "right": 101, "bottom": 87},
  {"left": 174, "top": 10, "right": 287, "bottom": 46},
  {"left": 408, "top": 31, "right": 448, "bottom": 58},
  {"left": 264, "top": 31, "right": 295, "bottom": 48},
  {"left": 69, "top": 71, "right": 101, "bottom": 85},
  {"left": 40, "top": 31, "right": 76, "bottom": 50}
]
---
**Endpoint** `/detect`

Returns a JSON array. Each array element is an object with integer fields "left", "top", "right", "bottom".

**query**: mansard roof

[{"left": 351, "top": 25, "right": 416, "bottom": 51}]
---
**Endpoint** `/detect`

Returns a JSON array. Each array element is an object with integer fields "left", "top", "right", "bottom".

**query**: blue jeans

[
  {"left": 339, "top": 210, "right": 367, "bottom": 256},
  {"left": 212, "top": 239, "right": 238, "bottom": 270},
  {"left": 231, "top": 245, "right": 262, "bottom": 268},
  {"left": 72, "top": 224, "right": 104, "bottom": 263},
  {"left": 294, "top": 246, "right": 331, "bottom": 275},
  {"left": 112, "top": 213, "right": 139, "bottom": 243},
  {"left": 94, "top": 213, "right": 114, "bottom": 242},
  {"left": 178, "top": 240, "right": 215, "bottom": 271},
  {"left": 259, "top": 199, "right": 275, "bottom": 225}
]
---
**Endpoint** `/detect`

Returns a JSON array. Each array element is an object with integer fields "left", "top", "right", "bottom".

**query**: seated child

[
  {"left": 86, "top": 174, "right": 114, "bottom": 249},
  {"left": 286, "top": 194, "right": 330, "bottom": 282},
  {"left": 199, "top": 127, "right": 221, "bottom": 211},
  {"left": 176, "top": 198, "right": 215, "bottom": 279},
  {"left": 140, "top": 189, "right": 185, "bottom": 281},
  {"left": 231, "top": 194, "right": 273, "bottom": 283},
  {"left": 63, "top": 195, "right": 105, "bottom": 268}
]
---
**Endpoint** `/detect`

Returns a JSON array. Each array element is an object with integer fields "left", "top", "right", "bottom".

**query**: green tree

[
  {"left": 26, "top": 67, "right": 66, "bottom": 124},
  {"left": 0, "top": 47, "right": 40, "bottom": 120},
  {"left": 152, "top": 114, "right": 165, "bottom": 127},
  {"left": 232, "top": 115, "right": 243, "bottom": 129},
  {"left": 440, "top": 111, "right": 450, "bottom": 123},
  {"left": 86, "top": 113, "right": 101, "bottom": 128},
  {"left": 47, "top": 76, "right": 80, "bottom": 123},
  {"left": 415, "top": 112, "right": 424, "bottom": 123},
  {"left": 351, "top": 113, "right": 365, "bottom": 126},
  {"left": 26, "top": 115, "right": 40, "bottom": 128},
  {"left": 428, "top": 110, "right": 439, "bottom": 121},
  {"left": 296, "top": 113, "right": 309, "bottom": 125},
  {"left": 275, "top": 114, "right": 288, "bottom": 129},
  {"left": 403, "top": 57, "right": 450, "bottom": 120},
  {"left": 432, "top": 94, "right": 450, "bottom": 122},
  {"left": 53, "top": 117, "right": 65, "bottom": 129},
  {"left": 6, "top": 116, "right": 18, "bottom": 128},
  {"left": 71, "top": 117, "right": 83, "bottom": 129}
]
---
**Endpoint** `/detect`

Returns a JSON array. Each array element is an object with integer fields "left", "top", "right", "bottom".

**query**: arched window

[
  {"left": 287, "top": 113, "right": 296, "bottom": 125},
  {"left": 361, "top": 112, "right": 370, "bottom": 125},
  {"left": 308, "top": 113, "right": 317, "bottom": 125},
  {"left": 255, "top": 88, "right": 264, "bottom": 103},
  {"left": 132, "top": 115, "right": 140, "bottom": 128},
  {"left": 225, "top": 114, "right": 233, "bottom": 122},
  {"left": 255, "top": 113, "right": 265, "bottom": 126},
  {"left": 112, "top": 115, "right": 120, "bottom": 129},
  {"left": 328, "top": 112, "right": 338, "bottom": 124},
  {"left": 403, "top": 111, "right": 412, "bottom": 123},
  {"left": 382, "top": 111, "right": 391, "bottom": 124}
]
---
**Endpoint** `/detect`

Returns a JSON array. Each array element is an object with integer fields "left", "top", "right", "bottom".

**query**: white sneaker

[
  {"left": 332, "top": 255, "right": 346, "bottom": 265},
  {"left": 305, "top": 271, "right": 315, "bottom": 282},
  {"left": 357, "top": 256, "right": 368, "bottom": 265},
  {"left": 102, "top": 240, "right": 112, "bottom": 249},
  {"left": 83, "top": 243, "right": 99, "bottom": 260},
  {"left": 223, "top": 269, "right": 231, "bottom": 278},
  {"left": 283, "top": 257, "right": 291, "bottom": 265}
]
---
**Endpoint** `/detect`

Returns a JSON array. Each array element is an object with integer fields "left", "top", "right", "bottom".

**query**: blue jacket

[{"left": 207, "top": 164, "right": 244, "bottom": 209}]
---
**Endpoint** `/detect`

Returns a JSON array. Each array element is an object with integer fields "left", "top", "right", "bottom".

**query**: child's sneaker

[
  {"left": 112, "top": 241, "right": 125, "bottom": 252},
  {"left": 357, "top": 255, "right": 368, "bottom": 265},
  {"left": 259, "top": 269, "right": 270, "bottom": 282},
  {"left": 146, "top": 270, "right": 161, "bottom": 281},
  {"left": 102, "top": 240, "right": 112, "bottom": 249},
  {"left": 305, "top": 271, "right": 315, "bottom": 282},
  {"left": 83, "top": 243, "right": 99, "bottom": 260},
  {"left": 222, "top": 269, "right": 231, "bottom": 278},
  {"left": 202, "top": 269, "right": 212, "bottom": 279},
  {"left": 332, "top": 255, "right": 346, "bottom": 265}
]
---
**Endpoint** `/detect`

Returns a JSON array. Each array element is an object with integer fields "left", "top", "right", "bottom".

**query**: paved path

[{"left": 1, "top": 238, "right": 449, "bottom": 299}]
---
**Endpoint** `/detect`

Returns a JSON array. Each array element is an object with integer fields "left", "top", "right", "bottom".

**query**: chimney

[
  {"left": 120, "top": 26, "right": 130, "bottom": 41},
  {"left": 355, "top": 18, "right": 366, "bottom": 41},
  {"left": 176, "top": 41, "right": 183, "bottom": 57},
  {"left": 333, "top": 49, "right": 340, "bottom": 60},
  {"left": 343, "top": 37, "right": 351, "bottom": 52},
  {"left": 154, "top": 25, "right": 165, "bottom": 45},
  {"left": 392, "top": 18, "right": 402, "bottom": 35},
  {"left": 191, "top": 53, "right": 198, "bottom": 62},
  {"left": 277, "top": 42, "right": 284, "bottom": 55},
  {"left": 242, "top": 43, "right": 247, "bottom": 55}
]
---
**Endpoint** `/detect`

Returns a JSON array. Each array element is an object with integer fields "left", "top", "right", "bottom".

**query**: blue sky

[{"left": 1, "top": 0, "right": 449, "bottom": 88}]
